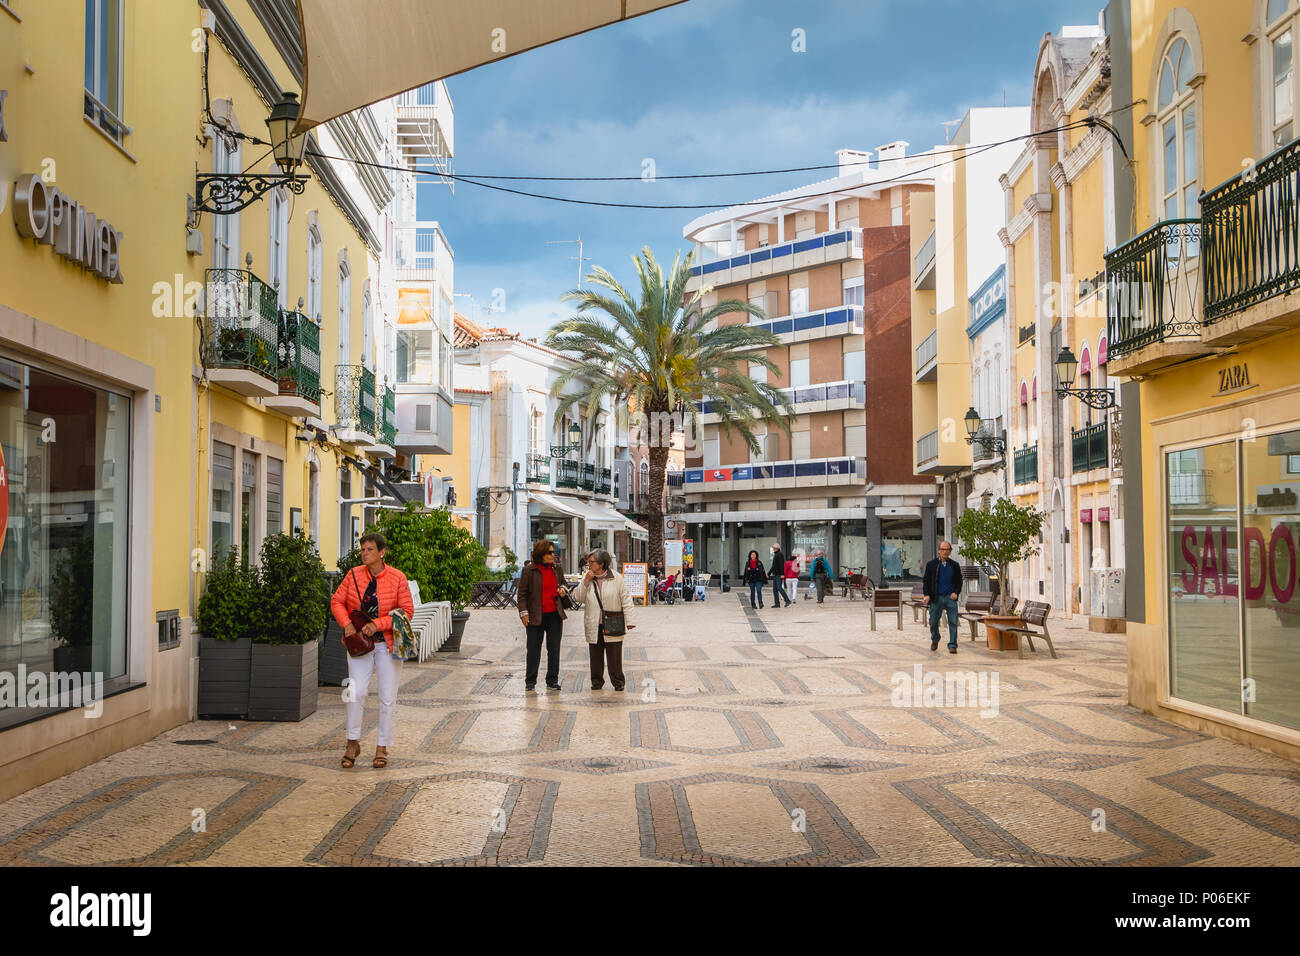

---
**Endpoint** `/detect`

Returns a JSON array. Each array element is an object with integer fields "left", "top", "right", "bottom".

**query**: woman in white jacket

[{"left": 569, "top": 548, "right": 634, "bottom": 691}]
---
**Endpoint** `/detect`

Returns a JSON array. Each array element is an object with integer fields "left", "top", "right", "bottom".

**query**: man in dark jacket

[
  {"left": 768, "top": 543, "right": 791, "bottom": 608},
  {"left": 922, "top": 541, "right": 963, "bottom": 653}
]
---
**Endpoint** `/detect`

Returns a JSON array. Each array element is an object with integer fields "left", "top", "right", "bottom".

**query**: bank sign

[{"left": 11, "top": 174, "right": 124, "bottom": 283}]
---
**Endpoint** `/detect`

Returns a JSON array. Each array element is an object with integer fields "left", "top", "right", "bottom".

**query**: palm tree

[{"left": 545, "top": 246, "right": 794, "bottom": 568}]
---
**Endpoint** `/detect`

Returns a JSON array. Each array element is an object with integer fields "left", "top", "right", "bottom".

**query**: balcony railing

[
  {"left": 555, "top": 458, "right": 580, "bottom": 489},
  {"left": 1105, "top": 218, "right": 1202, "bottom": 356},
  {"left": 666, "top": 471, "right": 685, "bottom": 488},
  {"left": 915, "top": 328, "right": 938, "bottom": 373},
  {"left": 1168, "top": 470, "right": 1210, "bottom": 506},
  {"left": 276, "top": 309, "right": 322, "bottom": 408},
  {"left": 527, "top": 455, "right": 551, "bottom": 484},
  {"left": 697, "top": 380, "right": 864, "bottom": 415},
  {"left": 392, "top": 222, "right": 454, "bottom": 288},
  {"left": 917, "top": 430, "right": 939, "bottom": 467},
  {"left": 737, "top": 305, "right": 863, "bottom": 342},
  {"left": 683, "top": 457, "right": 862, "bottom": 484},
  {"left": 579, "top": 462, "right": 597, "bottom": 490},
  {"left": 1202, "top": 135, "right": 1300, "bottom": 324},
  {"left": 336, "top": 365, "right": 377, "bottom": 438},
  {"left": 971, "top": 416, "right": 1003, "bottom": 464},
  {"left": 203, "top": 268, "right": 279, "bottom": 382},
  {"left": 1013, "top": 445, "right": 1039, "bottom": 486},
  {"left": 1071, "top": 421, "right": 1109, "bottom": 473},
  {"left": 690, "top": 227, "right": 862, "bottom": 277},
  {"left": 914, "top": 229, "right": 936, "bottom": 282},
  {"left": 597, "top": 467, "right": 612, "bottom": 496},
  {"left": 377, "top": 383, "right": 396, "bottom": 446}
]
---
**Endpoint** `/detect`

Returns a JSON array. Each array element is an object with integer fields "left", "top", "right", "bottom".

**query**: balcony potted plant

[
  {"left": 952, "top": 498, "right": 1046, "bottom": 650},
  {"left": 248, "top": 531, "right": 330, "bottom": 721},
  {"left": 196, "top": 546, "right": 259, "bottom": 718},
  {"left": 50, "top": 536, "right": 95, "bottom": 675}
]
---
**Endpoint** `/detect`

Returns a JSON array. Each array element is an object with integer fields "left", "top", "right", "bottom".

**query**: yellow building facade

[
  {"left": 0, "top": 0, "right": 400, "bottom": 801},
  {"left": 1108, "top": 0, "right": 1300, "bottom": 758}
]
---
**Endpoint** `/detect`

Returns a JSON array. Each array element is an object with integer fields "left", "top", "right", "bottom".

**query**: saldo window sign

[{"left": 195, "top": 91, "right": 309, "bottom": 215}]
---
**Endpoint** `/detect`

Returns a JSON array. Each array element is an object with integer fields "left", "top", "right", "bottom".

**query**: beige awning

[{"left": 293, "top": 0, "right": 689, "bottom": 133}]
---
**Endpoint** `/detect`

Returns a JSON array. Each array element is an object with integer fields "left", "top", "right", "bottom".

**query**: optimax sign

[{"left": 11, "top": 173, "right": 124, "bottom": 283}]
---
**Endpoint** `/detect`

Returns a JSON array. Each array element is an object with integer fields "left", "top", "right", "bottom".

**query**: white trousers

[
  {"left": 345, "top": 645, "right": 401, "bottom": 747},
  {"left": 786, "top": 577, "right": 799, "bottom": 601}
]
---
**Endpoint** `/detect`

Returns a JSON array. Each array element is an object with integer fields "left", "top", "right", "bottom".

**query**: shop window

[
  {"left": 267, "top": 457, "right": 283, "bottom": 537},
  {"left": 84, "top": 0, "right": 127, "bottom": 143},
  {"left": 240, "top": 453, "right": 258, "bottom": 566},
  {"left": 212, "top": 441, "right": 235, "bottom": 560},
  {"left": 1, "top": 359, "right": 132, "bottom": 724},
  {"left": 880, "top": 518, "right": 924, "bottom": 582},
  {"left": 838, "top": 521, "right": 868, "bottom": 573}
]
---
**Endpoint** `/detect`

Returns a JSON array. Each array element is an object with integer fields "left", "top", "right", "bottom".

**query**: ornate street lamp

[
  {"left": 1054, "top": 346, "right": 1116, "bottom": 409},
  {"left": 550, "top": 422, "right": 582, "bottom": 458},
  {"left": 196, "top": 91, "right": 310, "bottom": 215},
  {"left": 963, "top": 406, "right": 1006, "bottom": 454}
]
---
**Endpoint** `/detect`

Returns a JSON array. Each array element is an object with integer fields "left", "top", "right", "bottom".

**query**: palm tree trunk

[{"left": 647, "top": 440, "right": 669, "bottom": 568}]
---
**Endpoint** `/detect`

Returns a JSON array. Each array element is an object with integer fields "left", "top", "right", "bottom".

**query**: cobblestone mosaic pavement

[{"left": 2, "top": 593, "right": 1298, "bottom": 866}]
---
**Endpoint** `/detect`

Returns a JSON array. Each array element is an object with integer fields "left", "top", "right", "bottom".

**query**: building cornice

[
  {"left": 1006, "top": 203, "right": 1034, "bottom": 243},
  {"left": 1061, "top": 121, "right": 1106, "bottom": 184},
  {"left": 1025, "top": 192, "right": 1054, "bottom": 217},
  {"left": 1063, "top": 37, "right": 1111, "bottom": 114},
  {"left": 1005, "top": 142, "right": 1034, "bottom": 189}
]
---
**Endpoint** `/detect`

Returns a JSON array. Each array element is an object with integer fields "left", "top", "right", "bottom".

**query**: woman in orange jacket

[{"left": 330, "top": 532, "right": 414, "bottom": 769}]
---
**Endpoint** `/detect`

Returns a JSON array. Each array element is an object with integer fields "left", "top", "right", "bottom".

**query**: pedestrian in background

[
  {"left": 785, "top": 551, "right": 802, "bottom": 602},
  {"left": 811, "top": 551, "right": 834, "bottom": 604},
  {"left": 571, "top": 549, "right": 634, "bottom": 690},
  {"left": 517, "top": 539, "right": 569, "bottom": 691},
  {"left": 769, "top": 542, "right": 792, "bottom": 608},
  {"left": 922, "top": 540, "right": 963, "bottom": 653},
  {"left": 743, "top": 549, "right": 768, "bottom": 609},
  {"left": 331, "top": 532, "right": 414, "bottom": 770}
]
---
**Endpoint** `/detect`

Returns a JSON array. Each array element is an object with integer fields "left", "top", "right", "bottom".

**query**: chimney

[
  {"left": 836, "top": 149, "right": 872, "bottom": 176},
  {"left": 875, "top": 141, "right": 909, "bottom": 163}
]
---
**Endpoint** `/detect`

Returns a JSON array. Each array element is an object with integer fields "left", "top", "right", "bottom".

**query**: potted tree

[
  {"left": 196, "top": 546, "right": 259, "bottom": 717},
  {"left": 952, "top": 497, "right": 1046, "bottom": 650},
  {"left": 248, "top": 531, "right": 330, "bottom": 721},
  {"left": 51, "top": 536, "right": 95, "bottom": 675},
  {"left": 340, "top": 504, "right": 485, "bottom": 653}
]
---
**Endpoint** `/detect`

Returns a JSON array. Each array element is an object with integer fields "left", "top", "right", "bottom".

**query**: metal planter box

[
  {"left": 318, "top": 621, "right": 349, "bottom": 686},
  {"left": 248, "top": 641, "right": 318, "bottom": 722},
  {"left": 197, "top": 637, "right": 252, "bottom": 718}
]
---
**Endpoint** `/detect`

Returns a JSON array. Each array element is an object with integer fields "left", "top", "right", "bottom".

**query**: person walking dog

[
  {"left": 811, "top": 551, "right": 835, "bottom": 603},
  {"left": 922, "top": 541, "right": 964, "bottom": 653},
  {"left": 331, "top": 532, "right": 414, "bottom": 769},
  {"left": 743, "top": 549, "right": 768, "bottom": 609},
  {"left": 517, "top": 539, "right": 570, "bottom": 691},
  {"left": 769, "top": 543, "right": 792, "bottom": 608},
  {"left": 570, "top": 549, "right": 634, "bottom": 691}
]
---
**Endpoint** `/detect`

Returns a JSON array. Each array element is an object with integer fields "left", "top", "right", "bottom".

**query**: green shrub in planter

[
  {"left": 196, "top": 546, "right": 260, "bottom": 642},
  {"left": 257, "top": 531, "right": 330, "bottom": 644},
  {"left": 339, "top": 504, "right": 485, "bottom": 610}
]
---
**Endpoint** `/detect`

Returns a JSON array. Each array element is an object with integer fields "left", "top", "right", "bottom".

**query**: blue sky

[{"left": 417, "top": 0, "right": 1105, "bottom": 339}]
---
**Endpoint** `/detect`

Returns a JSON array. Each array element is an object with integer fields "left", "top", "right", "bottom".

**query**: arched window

[
  {"left": 1156, "top": 37, "right": 1200, "bottom": 220},
  {"left": 639, "top": 459, "right": 649, "bottom": 500}
]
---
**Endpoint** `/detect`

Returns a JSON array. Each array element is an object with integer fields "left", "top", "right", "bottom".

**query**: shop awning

[
  {"left": 292, "top": 0, "right": 689, "bottom": 134},
  {"left": 529, "top": 493, "right": 647, "bottom": 539},
  {"left": 530, "top": 492, "right": 589, "bottom": 520}
]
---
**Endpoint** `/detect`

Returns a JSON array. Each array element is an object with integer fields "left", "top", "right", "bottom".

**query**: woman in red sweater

[{"left": 330, "top": 532, "right": 414, "bottom": 769}]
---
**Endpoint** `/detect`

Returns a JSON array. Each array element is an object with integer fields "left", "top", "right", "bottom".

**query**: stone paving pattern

[{"left": 1, "top": 592, "right": 1298, "bottom": 866}]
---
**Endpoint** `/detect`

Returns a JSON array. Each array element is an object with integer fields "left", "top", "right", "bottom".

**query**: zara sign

[{"left": 12, "top": 173, "right": 124, "bottom": 283}]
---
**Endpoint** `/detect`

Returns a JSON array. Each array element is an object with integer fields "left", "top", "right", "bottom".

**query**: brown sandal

[
  {"left": 341, "top": 740, "right": 360, "bottom": 769},
  {"left": 373, "top": 747, "right": 388, "bottom": 769}
]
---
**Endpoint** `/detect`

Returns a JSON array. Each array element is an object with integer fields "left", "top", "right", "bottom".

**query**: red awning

[
  {"left": 1031, "top": 374, "right": 1038, "bottom": 400},
  {"left": 1019, "top": 380, "right": 1028, "bottom": 405},
  {"left": 1079, "top": 345, "right": 1092, "bottom": 377},
  {"left": 1097, "top": 334, "right": 1108, "bottom": 365}
]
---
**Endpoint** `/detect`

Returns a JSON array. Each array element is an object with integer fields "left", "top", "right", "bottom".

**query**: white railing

[
  {"left": 393, "top": 221, "right": 454, "bottom": 287},
  {"left": 917, "top": 429, "right": 939, "bottom": 466},
  {"left": 915, "top": 328, "right": 937, "bottom": 372}
]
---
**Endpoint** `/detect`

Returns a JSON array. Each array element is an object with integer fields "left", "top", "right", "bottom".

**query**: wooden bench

[
  {"left": 869, "top": 588, "right": 904, "bottom": 630},
  {"left": 903, "top": 583, "right": 927, "bottom": 622},
  {"left": 959, "top": 592, "right": 993, "bottom": 641},
  {"left": 985, "top": 600, "right": 1055, "bottom": 659}
]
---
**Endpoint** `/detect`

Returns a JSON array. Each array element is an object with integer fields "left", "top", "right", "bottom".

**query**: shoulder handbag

[
  {"left": 590, "top": 578, "right": 626, "bottom": 638},
  {"left": 342, "top": 569, "right": 378, "bottom": 657}
]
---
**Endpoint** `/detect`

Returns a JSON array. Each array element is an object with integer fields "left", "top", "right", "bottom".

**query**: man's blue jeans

[{"left": 929, "top": 595, "right": 959, "bottom": 648}]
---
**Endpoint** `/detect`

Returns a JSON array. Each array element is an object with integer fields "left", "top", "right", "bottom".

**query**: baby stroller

[{"left": 653, "top": 573, "right": 677, "bottom": 605}]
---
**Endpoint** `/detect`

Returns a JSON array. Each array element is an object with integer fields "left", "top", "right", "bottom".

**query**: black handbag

[{"left": 591, "top": 578, "right": 626, "bottom": 638}]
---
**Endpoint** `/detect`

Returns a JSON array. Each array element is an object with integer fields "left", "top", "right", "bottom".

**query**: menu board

[
  {"left": 663, "top": 540, "right": 683, "bottom": 575},
  {"left": 623, "top": 563, "right": 648, "bottom": 605}
]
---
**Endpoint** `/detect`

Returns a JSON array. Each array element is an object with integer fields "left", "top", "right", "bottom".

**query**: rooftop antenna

[
  {"left": 547, "top": 236, "right": 592, "bottom": 289},
  {"left": 941, "top": 119, "right": 962, "bottom": 145}
]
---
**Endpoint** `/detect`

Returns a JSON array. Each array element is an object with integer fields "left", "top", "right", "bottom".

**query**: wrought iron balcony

[
  {"left": 527, "top": 455, "right": 551, "bottom": 484},
  {"left": 578, "top": 462, "right": 597, "bottom": 490},
  {"left": 1202, "top": 134, "right": 1300, "bottom": 333},
  {"left": 203, "top": 268, "right": 279, "bottom": 395},
  {"left": 596, "top": 467, "right": 612, "bottom": 496},
  {"left": 555, "top": 458, "right": 580, "bottom": 489},
  {"left": 1104, "top": 218, "right": 1204, "bottom": 373},
  {"left": 336, "top": 365, "right": 377, "bottom": 441},
  {"left": 1071, "top": 421, "right": 1109, "bottom": 473},
  {"left": 264, "top": 309, "right": 321, "bottom": 416},
  {"left": 378, "top": 383, "right": 397, "bottom": 447},
  {"left": 1013, "top": 445, "right": 1038, "bottom": 486}
]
